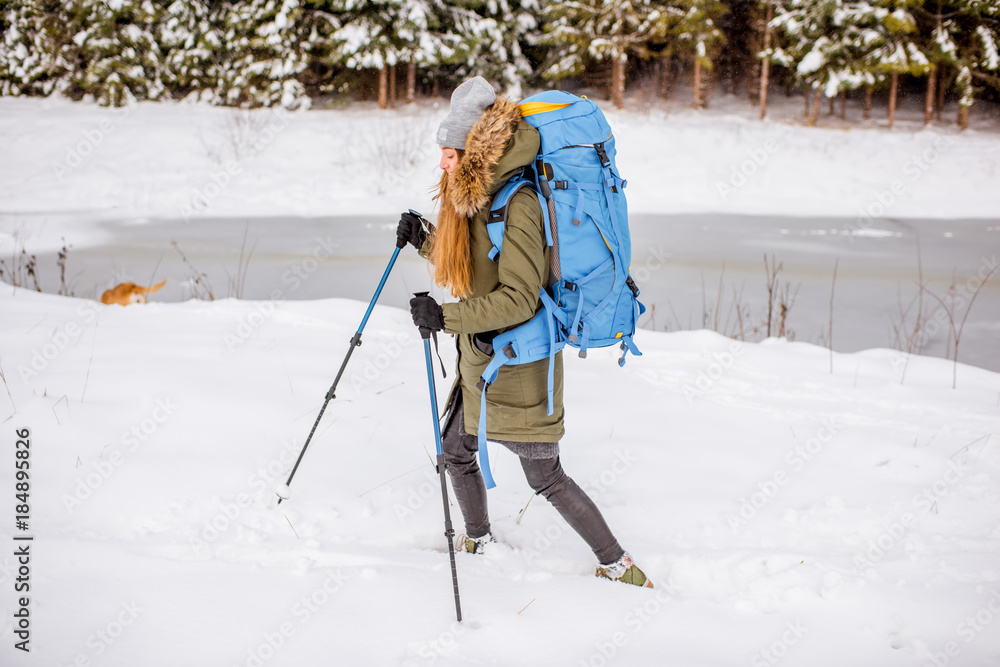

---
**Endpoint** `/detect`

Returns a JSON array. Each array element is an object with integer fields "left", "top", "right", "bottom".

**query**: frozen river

[{"left": 9, "top": 212, "right": 1000, "bottom": 372}]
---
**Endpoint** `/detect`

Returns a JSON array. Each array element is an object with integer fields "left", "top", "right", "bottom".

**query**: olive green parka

[{"left": 426, "top": 97, "right": 564, "bottom": 443}]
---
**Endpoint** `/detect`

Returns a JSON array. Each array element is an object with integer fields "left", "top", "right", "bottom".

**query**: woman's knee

[
  {"left": 521, "top": 456, "right": 569, "bottom": 497},
  {"left": 442, "top": 420, "right": 479, "bottom": 469}
]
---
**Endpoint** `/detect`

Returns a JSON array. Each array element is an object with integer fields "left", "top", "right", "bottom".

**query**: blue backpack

[{"left": 475, "top": 90, "right": 645, "bottom": 488}]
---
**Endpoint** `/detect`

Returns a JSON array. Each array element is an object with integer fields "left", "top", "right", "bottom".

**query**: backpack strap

[
  {"left": 486, "top": 174, "right": 534, "bottom": 263},
  {"left": 475, "top": 295, "right": 567, "bottom": 490}
]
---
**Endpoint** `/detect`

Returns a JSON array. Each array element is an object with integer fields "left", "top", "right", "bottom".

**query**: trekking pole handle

[
  {"left": 413, "top": 291, "right": 433, "bottom": 340},
  {"left": 396, "top": 209, "right": 427, "bottom": 249}
]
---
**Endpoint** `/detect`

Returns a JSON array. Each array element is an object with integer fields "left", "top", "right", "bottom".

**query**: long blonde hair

[{"left": 430, "top": 168, "right": 474, "bottom": 299}]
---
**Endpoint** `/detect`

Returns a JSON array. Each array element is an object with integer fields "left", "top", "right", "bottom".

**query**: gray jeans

[{"left": 441, "top": 391, "right": 625, "bottom": 565}]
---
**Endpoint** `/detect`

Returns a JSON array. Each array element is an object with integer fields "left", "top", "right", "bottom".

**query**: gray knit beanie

[{"left": 436, "top": 77, "right": 497, "bottom": 150}]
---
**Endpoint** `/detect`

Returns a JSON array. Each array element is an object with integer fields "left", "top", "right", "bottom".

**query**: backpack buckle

[
  {"left": 626, "top": 275, "right": 640, "bottom": 298},
  {"left": 537, "top": 159, "right": 554, "bottom": 181},
  {"left": 595, "top": 143, "right": 611, "bottom": 168}
]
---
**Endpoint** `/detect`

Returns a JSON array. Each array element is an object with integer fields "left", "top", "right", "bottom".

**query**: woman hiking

[{"left": 397, "top": 76, "right": 651, "bottom": 588}]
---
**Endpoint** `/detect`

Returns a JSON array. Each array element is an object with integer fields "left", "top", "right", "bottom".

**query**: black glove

[
  {"left": 410, "top": 294, "right": 445, "bottom": 332},
  {"left": 396, "top": 209, "right": 427, "bottom": 250}
]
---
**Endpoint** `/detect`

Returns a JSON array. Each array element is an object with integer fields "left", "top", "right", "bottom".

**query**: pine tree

[
  {"left": 864, "top": 0, "right": 930, "bottom": 128},
  {"left": 70, "top": 0, "right": 164, "bottom": 106},
  {"left": 396, "top": 0, "right": 458, "bottom": 102},
  {"left": 157, "top": 0, "right": 227, "bottom": 103},
  {"left": 759, "top": 0, "right": 777, "bottom": 118},
  {"left": 671, "top": 0, "right": 728, "bottom": 109},
  {"left": 948, "top": 0, "right": 999, "bottom": 129},
  {"left": 323, "top": 0, "right": 444, "bottom": 108},
  {"left": 770, "top": 0, "right": 841, "bottom": 122},
  {"left": 0, "top": 0, "right": 81, "bottom": 96},
  {"left": 223, "top": 0, "right": 310, "bottom": 108},
  {"left": 447, "top": 0, "right": 538, "bottom": 97},
  {"left": 769, "top": 0, "right": 884, "bottom": 124},
  {"left": 541, "top": 0, "right": 677, "bottom": 108}
]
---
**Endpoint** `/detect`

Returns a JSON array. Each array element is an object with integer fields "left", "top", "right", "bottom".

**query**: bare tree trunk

[
  {"left": 702, "top": 66, "right": 714, "bottom": 108},
  {"left": 888, "top": 71, "right": 898, "bottom": 128},
  {"left": 840, "top": 90, "right": 846, "bottom": 119},
  {"left": 759, "top": 0, "right": 773, "bottom": 119},
  {"left": 661, "top": 52, "right": 673, "bottom": 99},
  {"left": 407, "top": 61, "right": 416, "bottom": 104},
  {"left": 611, "top": 55, "right": 626, "bottom": 108},
  {"left": 936, "top": 67, "right": 945, "bottom": 121},
  {"left": 389, "top": 63, "right": 397, "bottom": 108},
  {"left": 432, "top": 75, "right": 440, "bottom": 99},
  {"left": 693, "top": 58, "right": 703, "bottom": 109},
  {"left": 809, "top": 88, "right": 821, "bottom": 126},
  {"left": 804, "top": 87, "right": 811, "bottom": 119},
  {"left": 925, "top": 65, "right": 936, "bottom": 124},
  {"left": 748, "top": 35, "right": 761, "bottom": 106},
  {"left": 759, "top": 58, "right": 770, "bottom": 119},
  {"left": 828, "top": 95, "right": 835, "bottom": 115},
  {"left": 958, "top": 103, "right": 969, "bottom": 130},
  {"left": 863, "top": 85, "right": 873, "bottom": 119},
  {"left": 378, "top": 64, "right": 388, "bottom": 109}
]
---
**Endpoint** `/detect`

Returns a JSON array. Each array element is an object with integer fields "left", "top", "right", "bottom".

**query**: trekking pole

[
  {"left": 276, "top": 213, "right": 421, "bottom": 504},
  {"left": 415, "top": 291, "right": 463, "bottom": 622}
]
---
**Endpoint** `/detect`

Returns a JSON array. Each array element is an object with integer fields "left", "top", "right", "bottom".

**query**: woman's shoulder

[{"left": 507, "top": 183, "right": 543, "bottom": 224}]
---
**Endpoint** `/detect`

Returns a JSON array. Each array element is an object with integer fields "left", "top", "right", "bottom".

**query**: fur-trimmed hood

[{"left": 444, "top": 97, "right": 540, "bottom": 218}]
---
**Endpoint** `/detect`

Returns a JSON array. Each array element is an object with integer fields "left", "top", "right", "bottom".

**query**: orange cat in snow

[{"left": 100, "top": 279, "right": 167, "bottom": 306}]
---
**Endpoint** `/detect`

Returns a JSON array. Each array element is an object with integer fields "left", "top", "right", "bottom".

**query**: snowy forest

[{"left": 1, "top": 0, "right": 998, "bottom": 128}]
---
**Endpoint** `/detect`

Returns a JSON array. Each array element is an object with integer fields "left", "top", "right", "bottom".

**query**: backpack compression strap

[{"left": 486, "top": 175, "right": 533, "bottom": 262}]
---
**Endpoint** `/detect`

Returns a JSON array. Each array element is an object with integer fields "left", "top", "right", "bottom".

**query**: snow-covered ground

[
  {"left": 1, "top": 91, "right": 999, "bottom": 231},
  {"left": 1, "top": 90, "right": 998, "bottom": 665},
  {"left": 1, "top": 287, "right": 999, "bottom": 666}
]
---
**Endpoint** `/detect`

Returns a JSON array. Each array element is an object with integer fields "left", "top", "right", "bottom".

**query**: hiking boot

[
  {"left": 596, "top": 553, "right": 654, "bottom": 588},
  {"left": 457, "top": 533, "right": 493, "bottom": 555}
]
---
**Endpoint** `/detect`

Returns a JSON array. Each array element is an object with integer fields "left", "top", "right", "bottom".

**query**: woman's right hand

[{"left": 396, "top": 210, "right": 427, "bottom": 250}]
